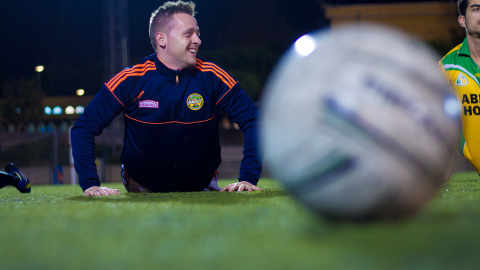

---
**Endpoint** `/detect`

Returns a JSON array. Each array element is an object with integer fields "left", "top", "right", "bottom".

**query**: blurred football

[{"left": 260, "top": 24, "right": 460, "bottom": 221}]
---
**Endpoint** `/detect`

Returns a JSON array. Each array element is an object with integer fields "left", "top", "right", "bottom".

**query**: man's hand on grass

[
  {"left": 220, "top": 181, "right": 262, "bottom": 192},
  {"left": 84, "top": 186, "right": 120, "bottom": 197}
]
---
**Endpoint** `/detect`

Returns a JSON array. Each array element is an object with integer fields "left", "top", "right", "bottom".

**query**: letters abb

[{"left": 462, "top": 94, "right": 480, "bottom": 115}]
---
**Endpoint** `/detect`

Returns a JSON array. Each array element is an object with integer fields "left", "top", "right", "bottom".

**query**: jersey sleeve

[
  {"left": 71, "top": 84, "right": 124, "bottom": 191},
  {"left": 215, "top": 78, "right": 263, "bottom": 185}
]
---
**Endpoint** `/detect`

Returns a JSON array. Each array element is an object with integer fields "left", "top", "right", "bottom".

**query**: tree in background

[{"left": 1, "top": 77, "right": 42, "bottom": 129}]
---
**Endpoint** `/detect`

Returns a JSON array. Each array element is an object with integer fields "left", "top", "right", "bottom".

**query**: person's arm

[
  {"left": 218, "top": 83, "right": 263, "bottom": 191},
  {"left": 71, "top": 86, "right": 123, "bottom": 195}
]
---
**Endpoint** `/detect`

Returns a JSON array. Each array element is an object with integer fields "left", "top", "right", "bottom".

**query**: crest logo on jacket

[
  {"left": 187, "top": 93, "right": 204, "bottom": 110},
  {"left": 139, "top": 100, "right": 159, "bottom": 108},
  {"left": 456, "top": 73, "right": 468, "bottom": 86}
]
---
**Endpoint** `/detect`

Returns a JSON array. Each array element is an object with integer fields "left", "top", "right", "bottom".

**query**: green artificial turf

[{"left": 1, "top": 174, "right": 480, "bottom": 270}]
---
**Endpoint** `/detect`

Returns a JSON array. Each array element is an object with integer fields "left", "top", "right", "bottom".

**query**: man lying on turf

[{"left": 71, "top": 0, "right": 262, "bottom": 196}]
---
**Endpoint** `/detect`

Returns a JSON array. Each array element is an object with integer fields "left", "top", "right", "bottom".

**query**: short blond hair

[{"left": 149, "top": 1, "right": 196, "bottom": 51}]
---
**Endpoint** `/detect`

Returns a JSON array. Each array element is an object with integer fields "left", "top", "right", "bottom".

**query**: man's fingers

[
  {"left": 99, "top": 188, "right": 120, "bottom": 196},
  {"left": 220, "top": 182, "right": 262, "bottom": 192},
  {"left": 84, "top": 191, "right": 100, "bottom": 197},
  {"left": 229, "top": 183, "right": 238, "bottom": 192},
  {"left": 84, "top": 186, "right": 120, "bottom": 196},
  {"left": 221, "top": 184, "right": 235, "bottom": 192}
]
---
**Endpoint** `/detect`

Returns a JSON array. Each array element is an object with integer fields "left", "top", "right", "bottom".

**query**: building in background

[{"left": 324, "top": 2, "right": 463, "bottom": 53}]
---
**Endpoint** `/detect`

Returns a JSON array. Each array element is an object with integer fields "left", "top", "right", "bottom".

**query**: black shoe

[{"left": 5, "top": 163, "right": 31, "bottom": 193}]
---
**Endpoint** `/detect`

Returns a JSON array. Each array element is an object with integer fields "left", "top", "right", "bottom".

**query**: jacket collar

[
  {"left": 459, "top": 37, "right": 471, "bottom": 57},
  {"left": 152, "top": 54, "right": 193, "bottom": 82}
]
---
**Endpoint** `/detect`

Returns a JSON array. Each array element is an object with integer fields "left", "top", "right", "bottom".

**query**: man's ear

[
  {"left": 156, "top": 32, "right": 167, "bottom": 48},
  {"left": 459, "top": 15, "right": 466, "bottom": 28}
]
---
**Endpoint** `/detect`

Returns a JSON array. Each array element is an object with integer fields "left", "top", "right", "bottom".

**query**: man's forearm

[{"left": 71, "top": 126, "right": 101, "bottom": 191}]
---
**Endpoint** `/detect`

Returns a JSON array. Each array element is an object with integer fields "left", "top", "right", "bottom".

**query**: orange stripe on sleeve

[
  {"left": 200, "top": 63, "right": 236, "bottom": 86},
  {"left": 106, "top": 64, "right": 147, "bottom": 89},
  {"left": 198, "top": 59, "right": 236, "bottom": 85},
  {"left": 132, "top": 91, "right": 145, "bottom": 104},
  {"left": 196, "top": 66, "right": 239, "bottom": 105},
  {"left": 109, "top": 61, "right": 155, "bottom": 86},
  {"left": 195, "top": 59, "right": 237, "bottom": 87},
  {"left": 215, "top": 84, "right": 237, "bottom": 106},
  {"left": 194, "top": 59, "right": 240, "bottom": 106},
  {"left": 196, "top": 67, "right": 235, "bottom": 88},
  {"left": 105, "top": 84, "right": 126, "bottom": 108},
  {"left": 106, "top": 61, "right": 156, "bottom": 91},
  {"left": 108, "top": 64, "right": 156, "bottom": 91}
]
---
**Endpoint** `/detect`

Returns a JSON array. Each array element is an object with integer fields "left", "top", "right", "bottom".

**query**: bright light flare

[
  {"left": 294, "top": 35, "right": 316, "bottom": 57},
  {"left": 76, "top": 89, "right": 85, "bottom": 96},
  {"left": 444, "top": 96, "right": 460, "bottom": 118},
  {"left": 65, "top": 106, "right": 75, "bottom": 115}
]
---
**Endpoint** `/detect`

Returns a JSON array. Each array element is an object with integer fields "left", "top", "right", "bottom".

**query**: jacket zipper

[{"left": 171, "top": 75, "right": 179, "bottom": 121}]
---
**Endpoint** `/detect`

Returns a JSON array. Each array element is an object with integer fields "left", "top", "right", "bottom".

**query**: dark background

[{"left": 0, "top": 0, "right": 454, "bottom": 98}]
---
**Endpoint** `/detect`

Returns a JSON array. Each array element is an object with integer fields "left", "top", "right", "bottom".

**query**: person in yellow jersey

[{"left": 440, "top": 0, "right": 480, "bottom": 174}]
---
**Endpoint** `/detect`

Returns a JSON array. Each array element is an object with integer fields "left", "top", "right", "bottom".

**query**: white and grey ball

[{"left": 261, "top": 24, "right": 460, "bottom": 221}]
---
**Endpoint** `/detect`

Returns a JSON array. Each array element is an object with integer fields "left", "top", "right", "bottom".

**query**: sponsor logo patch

[
  {"left": 456, "top": 73, "right": 468, "bottom": 86},
  {"left": 139, "top": 100, "right": 159, "bottom": 108},
  {"left": 186, "top": 93, "right": 204, "bottom": 110}
]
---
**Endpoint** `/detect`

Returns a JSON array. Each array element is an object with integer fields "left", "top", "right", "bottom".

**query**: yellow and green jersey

[{"left": 440, "top": 38, "right": 480, "bottom": 173}]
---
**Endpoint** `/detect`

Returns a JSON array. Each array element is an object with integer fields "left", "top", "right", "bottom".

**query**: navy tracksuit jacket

[{"left": 71, "top": 54, "right": 262, "bottom": 192}]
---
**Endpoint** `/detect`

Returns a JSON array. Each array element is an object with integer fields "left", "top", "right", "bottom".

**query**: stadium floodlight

[
  {"left": 75, "top": 106, "right": 85, "bottom": 114},
  {"left": 76, "top": 89, "right": 85, "bottom": 96},
  {"left": 35, "top": 66, "right": 44, "bottom": 93},
  {"left": 44, "top": 106, "right": 52, "bottom": 115},
  {"left": 53, "top": 106, "right": 62, "bottom": 115},
  {"left": 35, "top": 66, "right": 44, "bottom": 72},
  {"left": 65, "top": 106, "right": 75, "bottom": 115}
]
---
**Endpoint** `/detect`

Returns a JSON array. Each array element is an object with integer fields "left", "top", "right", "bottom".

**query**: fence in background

[
  {"left": 1, "top": 123, "right": 473, "bottom": 187},
  {"left": 0, "top": 115, "right": 254, "bottom": 186}
]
